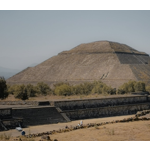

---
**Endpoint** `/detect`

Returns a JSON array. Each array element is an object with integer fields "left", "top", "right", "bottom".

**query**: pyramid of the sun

[{"left": 7, "top": 41, "right": 150, "bottom": 88}]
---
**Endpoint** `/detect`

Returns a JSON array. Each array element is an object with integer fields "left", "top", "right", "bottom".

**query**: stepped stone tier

[
  {"left": 7, "top": 41, "right": 150, "bottom": 88},
  {"left": 0, "top": 95, "right": 150, "bottom": 130}
]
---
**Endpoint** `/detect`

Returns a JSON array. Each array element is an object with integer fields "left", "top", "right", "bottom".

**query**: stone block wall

[
  {"left": 12, "top": 106, "right": 66, "bottom": 126},
  {"left": 0, "top": 108, "right": 12, "bottom": 119},
  {"left": 64, "top": 103, "right": 150, "bottom": 120},
  {"left": 0, "top": 95, "right": 150, "bottom": 128},
  {"left": 0, "top": 101, "right": 39, "bottom": 106},
  {"left": 53, "top": 96, "right": 149, "bottom": 110}
]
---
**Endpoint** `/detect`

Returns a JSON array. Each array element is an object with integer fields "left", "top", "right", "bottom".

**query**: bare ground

[
  {"left": 1, "top": 115, "right": 150, "bottom": 141},
  {"left": 48, "top": 120, "right": 150, "bottom": 141}
]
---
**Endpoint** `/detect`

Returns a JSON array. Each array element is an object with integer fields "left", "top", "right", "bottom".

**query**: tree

[
  {"left": 117, "top": 80, "right": 146, "bottom": 94},
  {"left": 26, "top": 84, "right": 37, "bottom": 97},
  {"left": 146, "top": 85, "right": 150, "bottom": 93},
  {"left": 91, "top": 84, "right": 103, "bottom": 94},
  {"left": 116, "top": 88, "right": 125, "bottom": 95},
  {"left": 134, "top": 81, "right": 146, "bottom": 92},
  {"left": 102, "top": 85, "right": 114, "bottom": 95},
  {"left": 7, "top": 84, "right": 18, "bottom": 95},
  {"left": 117, "top": 80, "right": 137, "bottom": 94},
  {"left": 81, "top": 82, "right": 95, "bottom": 95},
  {"left": 54, "top": 84, "right": 72, "bottom": 96},
  {"left": 36, "top": 82, "right": 51, "bottom": 95},
  {"left": 91, "top": 81, "right": 114, "bottom": 95},
  {"left": 14, "top": 84, "right": 28, "bottom": 100},
  {"left": 0, "top": 77, "right": 9, "bottom": 99},
  {"left": 118, "top": 80, "right": 136, "bottom": 94}
]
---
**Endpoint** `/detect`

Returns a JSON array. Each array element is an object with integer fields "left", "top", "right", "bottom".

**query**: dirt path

[{"left": 0, "top": 115, "right": 134, "bottom": 137}]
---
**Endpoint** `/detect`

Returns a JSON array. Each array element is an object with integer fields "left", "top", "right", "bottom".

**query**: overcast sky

[{"left": 0, "top": 10, "right": 150, "bottom": 70}]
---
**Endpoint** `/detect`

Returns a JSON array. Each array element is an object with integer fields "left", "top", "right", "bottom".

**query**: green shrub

[
  {"left": 36, "top": 82, "right": 51, "bottom": 95},
  {"left": 71, "top": 85, "right": 79, "bottom": 95},
  {"left": 118, "top": 80, "right": 136, "bottom": 94},
  {"left": 0, "top": 77, "right": 9, "bottom": 100},
  {"left": 81, "top": 82, "right": 95, "bottom": 95},
  {"left": 54, "top": 84, "right": 72, "bottom": 96},
  {"left": 111, "top": 88, "right": 116, "bottom": 95},
  {"left": 92, "top": 84, "right": 103, "bottom": 94},
  {"left": 72, "top": 82, "right": 94, "bottom": 95},
  {"left": 92, "top": 81, "right": 105, "bottom": 94},
  {"left": 7, "top": 84, "right": 18, "bottom": 95},
  {"left": 53, "top": 80, "right": 115, "bottom": 96},
  {"left": 14, "top": 84, "right": 28, "bottom": 100},
  {"left": 102, "top": 85, "right": 114, "bottom": 95},
  {"left": 53, "top": 82, "right": 70, "bottom": 88},
  {"left": 146, "top": 85, "right": 150, "bottom": 93},
  {"left": 8, "top": 84, "right": 37, "bottom": 98},
  {"left": 91, "top": 81, "right": 114, "bottom": 95},
  {"left": 26, "top": 84, "right": 37, "bottom": 97},
  {"left": 134, "top": 81, "right": 145, "bottom": 92},
  {"left": 117, "top": 80, "right": 146, "bottom": 94},
  {"left": 72, "top": 84, "right": 85, "bottom": 95},
  {"left": 116, "top": 89, "right": 125, "bottom": 94}
]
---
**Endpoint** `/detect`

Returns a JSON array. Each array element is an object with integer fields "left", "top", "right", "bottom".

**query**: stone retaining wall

[
  {"left": 64, "top": 103, "right": 150, "bottom": 120},
  {"left": 0, "top": 101, "right": 39, "bottom": 106},
  {"left": 0, "top": 108, "right": 12, "bottom": 119},
  {"left": 0, "top": 95, "right": 149, "bottom": 107},
  {"left": 53, "top": 95, "right": 149, "bottom": 110},
  {"left": 12, "top": 106, "right": 66, "bottom": 126},
  {"left": 1, "top": 95, "right": 150, "bottom": 129}
]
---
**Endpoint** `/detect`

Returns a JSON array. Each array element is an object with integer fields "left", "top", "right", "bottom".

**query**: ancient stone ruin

[
  {"left": 0, "top": 108, "right": 23, "bottom": 131},
  {"left": 0, "top": 95, "right": 150, "bottom": 130},
  {"left": 7, "top": 41, "right": 150, "bottom": 88}
]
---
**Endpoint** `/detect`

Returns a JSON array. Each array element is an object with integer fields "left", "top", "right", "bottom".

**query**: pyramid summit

[
  {"left": 7, "top": 41, "right": 150, "bottom": 88},
  {"left": 62, "top": 41, "right": 147, "bottom": 55}
]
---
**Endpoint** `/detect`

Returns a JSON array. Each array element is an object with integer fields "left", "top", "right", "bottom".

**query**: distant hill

[
  {"left": 29, "top": 63, "right": 38, "bottom": 67},
  {"left": 0, "top": 63, "right": 38, "bottom": 79},
  {"left": 0, "top": 66, "right": 20, "bottom": 79}
]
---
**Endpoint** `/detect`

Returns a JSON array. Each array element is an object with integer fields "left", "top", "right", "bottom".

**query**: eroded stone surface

[{"left": 7, "top": 41, "right": 150, "bottom": 88}]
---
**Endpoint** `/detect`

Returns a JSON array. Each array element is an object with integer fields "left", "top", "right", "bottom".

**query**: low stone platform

[
  {"left": 0, "top": 95, "right": 150, "bottom": 131},
  {"left": 12, "top": 106, "right": 67, "bottom": 126}
]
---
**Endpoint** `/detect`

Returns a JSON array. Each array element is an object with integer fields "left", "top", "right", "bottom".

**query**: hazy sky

[{"left": 0, "top": 10, "right": 150, "bottom": 70}]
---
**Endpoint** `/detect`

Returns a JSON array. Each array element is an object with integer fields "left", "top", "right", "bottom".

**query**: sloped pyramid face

[{"left": 7, "top": 41, "right": 150, "bottom": 88}]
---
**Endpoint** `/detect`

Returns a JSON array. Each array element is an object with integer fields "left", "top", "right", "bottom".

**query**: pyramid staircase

[
  {"left": 0, "top": 119, "right": 7, "bottom": 131},
  {"left": 56, "top": 107, "right": 71, "bottom": 122}
]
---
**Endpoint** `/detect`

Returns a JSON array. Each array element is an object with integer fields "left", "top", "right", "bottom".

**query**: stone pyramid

[{"left": 7, "top": 41, "right": 150, "bottom": 88}]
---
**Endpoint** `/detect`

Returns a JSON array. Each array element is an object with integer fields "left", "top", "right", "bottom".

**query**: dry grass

[
  {"left": 0, "top": 133, "right": 12, "bottom": 141},
  {"left": 1, "top": 118, "right": 150, "bottom": 141},
  {"left": 32, "top": 120, "right": 150, "bottom": 141}
]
